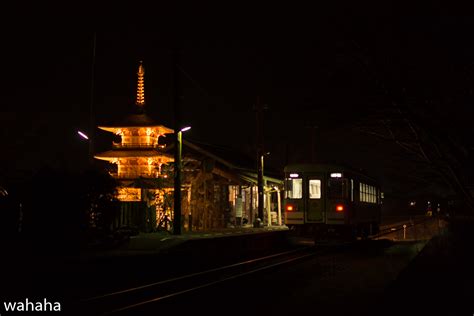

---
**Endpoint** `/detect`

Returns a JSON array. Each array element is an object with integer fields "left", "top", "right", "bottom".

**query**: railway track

[
  {"left": 78, "top": 246, "right": 316, "bottom": 315},
  {"left": 374, "top": 216, "right": 434, "bottom": 238}
]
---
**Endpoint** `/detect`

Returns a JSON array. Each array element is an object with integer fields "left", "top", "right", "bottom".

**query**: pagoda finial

[{"left": 135, "top": 61, "right": 145, "bottom": 107}]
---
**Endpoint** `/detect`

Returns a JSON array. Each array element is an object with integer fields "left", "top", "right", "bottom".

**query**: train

[{"left": 283, "top": 164, "right": 382, "bottom": 241}]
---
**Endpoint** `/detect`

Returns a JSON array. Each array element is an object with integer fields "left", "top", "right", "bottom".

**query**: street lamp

[
  {"left": 173, "top": 126, "right": 191, "bottom": 235},
  {"left": 77, "top": 130, "right": 89, "bottom": 140},
  {"left": 77, "top": 130, "right": 94, "bottom": 167}
]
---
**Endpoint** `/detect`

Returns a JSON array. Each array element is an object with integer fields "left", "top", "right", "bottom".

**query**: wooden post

[
  {"left": 249, "top": 185, "right": 253, "bottom": 225},
  {"left": 277, "top": 187, "right": 282, "bottom": 226},
  {"left": 187, "top": 185, "right": 192, "bottom": 232},
  {"left": 256, "top": 97, "right": 265, "bottom": 223}
]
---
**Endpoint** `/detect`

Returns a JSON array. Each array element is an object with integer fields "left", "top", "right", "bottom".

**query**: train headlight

[
  {"left": 286, "top": 204, "right": 296, "bottom": 212},
  {"left": 336, "top": 204, "right": 344, "bottom": 212}
]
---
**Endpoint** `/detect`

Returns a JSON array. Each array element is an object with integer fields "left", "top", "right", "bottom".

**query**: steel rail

[
  {"left": 373, "top": 217, "right": 433, "bottom": 238},
  {"left": 101, "top": 250, "right": 316, "bottom": 315},
  {"left": 83, "top": 246, "right": 311, "bottom": 302}
]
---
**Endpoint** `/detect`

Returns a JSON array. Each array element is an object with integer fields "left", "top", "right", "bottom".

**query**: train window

[
  {"left": 309, "top": 180, "right": 321, "bottom": 199},
  {"left": 328, "top": 178, "right": 344, "bottom": 199},
  {"left": 286, "top": 178, "right": 302, "bottom": 199},
  {"left": 359, "top": 182, "right": 377, "bottom": 203}
]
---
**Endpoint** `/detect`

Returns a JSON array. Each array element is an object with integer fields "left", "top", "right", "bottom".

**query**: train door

[{"left": 306, "top": 175, "right": 324, "bottom": 222}]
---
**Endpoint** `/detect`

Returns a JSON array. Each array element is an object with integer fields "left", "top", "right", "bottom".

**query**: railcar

[{"left": 284, "top": 164, "right": 382, "bottom": 240}]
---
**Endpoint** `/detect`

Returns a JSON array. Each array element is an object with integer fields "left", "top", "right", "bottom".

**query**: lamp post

[
  {"left": 255, "top": 97, "right": 266, "bottom": 225},
  {"left": 173, "top": 126, "right": 191, "bottom": 235},
  {"left": 257, "top": 152, "right": 264, "bottom": 224},
  {"left": 257, "top": 151, "right": 270, "bottom": 226}
]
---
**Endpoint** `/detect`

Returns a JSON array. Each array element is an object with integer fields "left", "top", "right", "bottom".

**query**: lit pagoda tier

[
  {"left": 99, "top": 125, "right": 173, "bottom": 149},
  {"left": 94, "top": 150, "right": 173, "bottom": 179}
]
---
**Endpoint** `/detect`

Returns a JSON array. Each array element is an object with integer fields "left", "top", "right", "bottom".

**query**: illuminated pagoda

[{"left": 94, "top": 61, "right": 174, "bottom": 231}]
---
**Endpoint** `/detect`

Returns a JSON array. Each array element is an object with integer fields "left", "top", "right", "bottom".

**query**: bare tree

[{"left": 351, "top": 41, "right": 474, "bottom": 211}]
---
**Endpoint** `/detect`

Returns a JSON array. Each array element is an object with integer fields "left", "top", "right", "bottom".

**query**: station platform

[
  {"left": 82, "top": 225, "right": 289, "bottom": 260},
  {"left": 97, "top": 216, "right": 430, "bottom": 259}
]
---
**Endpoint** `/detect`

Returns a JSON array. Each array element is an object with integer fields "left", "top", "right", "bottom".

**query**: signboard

[{"left": 116, "top": 187, "right": 141, "bottom": 202}]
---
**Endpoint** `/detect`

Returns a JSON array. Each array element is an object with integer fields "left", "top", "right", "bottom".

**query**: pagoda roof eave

[
  {"left": 98, "top": 125, "right": 174, "bottom": 134},
  {"left": 94, "top": 150, "right": 174, "bottom": 160},
  {"left": 98, "top": 113, "right": 174, "bottom": 134}
]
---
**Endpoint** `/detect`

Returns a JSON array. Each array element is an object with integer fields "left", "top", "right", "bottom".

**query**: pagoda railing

[
  {"left": 110, "top": 172, "right": 166, "bottom": 179},
  {"left": 112, "top": 143, "right": 166, "bottom": 149}
]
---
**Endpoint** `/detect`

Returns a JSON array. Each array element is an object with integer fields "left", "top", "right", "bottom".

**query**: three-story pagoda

[{"left": 95, "top": 62, "right": 174, "bottom": 231}]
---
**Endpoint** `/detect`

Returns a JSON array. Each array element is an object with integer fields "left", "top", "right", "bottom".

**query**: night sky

[{"left": 2, "top": 3, "right": 473, "bottom": 201}]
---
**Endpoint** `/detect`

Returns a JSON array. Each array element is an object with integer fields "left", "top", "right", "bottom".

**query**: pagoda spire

[{"left": 135, "top": 61, "right": 145, "bottom": 108}]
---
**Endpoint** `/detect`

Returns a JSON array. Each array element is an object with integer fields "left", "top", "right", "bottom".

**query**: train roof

[{"left": 284, "top": 163, "right": 378, "bottom": 183}]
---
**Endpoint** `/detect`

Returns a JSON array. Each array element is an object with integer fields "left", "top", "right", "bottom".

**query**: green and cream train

[{"left": 284, "top": 164, "right": 382, "bottom": 240}]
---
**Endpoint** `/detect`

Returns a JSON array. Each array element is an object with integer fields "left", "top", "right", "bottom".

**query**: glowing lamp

[
  {"left": 77, "top": 131, "right": 89, "bottom": 140},
  {"left": 286, "top": 204, "right": 295, "bottom": 212},
  {"left": 336, "top": 204, "right": 344, "bottom": 212}
]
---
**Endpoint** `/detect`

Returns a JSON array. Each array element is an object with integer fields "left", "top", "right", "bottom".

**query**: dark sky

[{"left": 2, "top": 3, "right": 473, "bottom": 199}]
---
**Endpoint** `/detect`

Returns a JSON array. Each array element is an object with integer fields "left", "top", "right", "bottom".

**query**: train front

[{"left": 283, "top": 167, "right": 352, "bottom": 238}]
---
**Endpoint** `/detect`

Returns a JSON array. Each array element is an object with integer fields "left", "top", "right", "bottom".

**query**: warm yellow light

[{"left": 117, "top": 187, "right": 141, "bottom": 201}]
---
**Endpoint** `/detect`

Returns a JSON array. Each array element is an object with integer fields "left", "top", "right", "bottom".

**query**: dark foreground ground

[
  {"left": 374, "top": 220, "right": 474, "bottom": 316},
  {"left": 0, "top": 218, "right": 473, "bottom": 315}
]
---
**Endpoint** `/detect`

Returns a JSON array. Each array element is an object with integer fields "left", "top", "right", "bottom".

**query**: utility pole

[
  {"left": 173, "top": 49, "right": 182, "bottom": 235},
  {"left": 255, "top": 96, "right": 265, "bottom": 225},
  {"left": 305, "top": 124, "right": 318, "bottom": 163},
  {"left": 88, "top": 32, "right": 97, "bottom": 164}
]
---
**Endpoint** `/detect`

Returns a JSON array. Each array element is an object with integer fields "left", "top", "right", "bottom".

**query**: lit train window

[
  {"left": 309, "top": 180, "right": 321, "bottom": 199},
  {"left": 286, "top": 178, "right": 302, "bottom": 199},
  {"left": 359, "top": 182, "right": 377, "bottom": 204}
]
